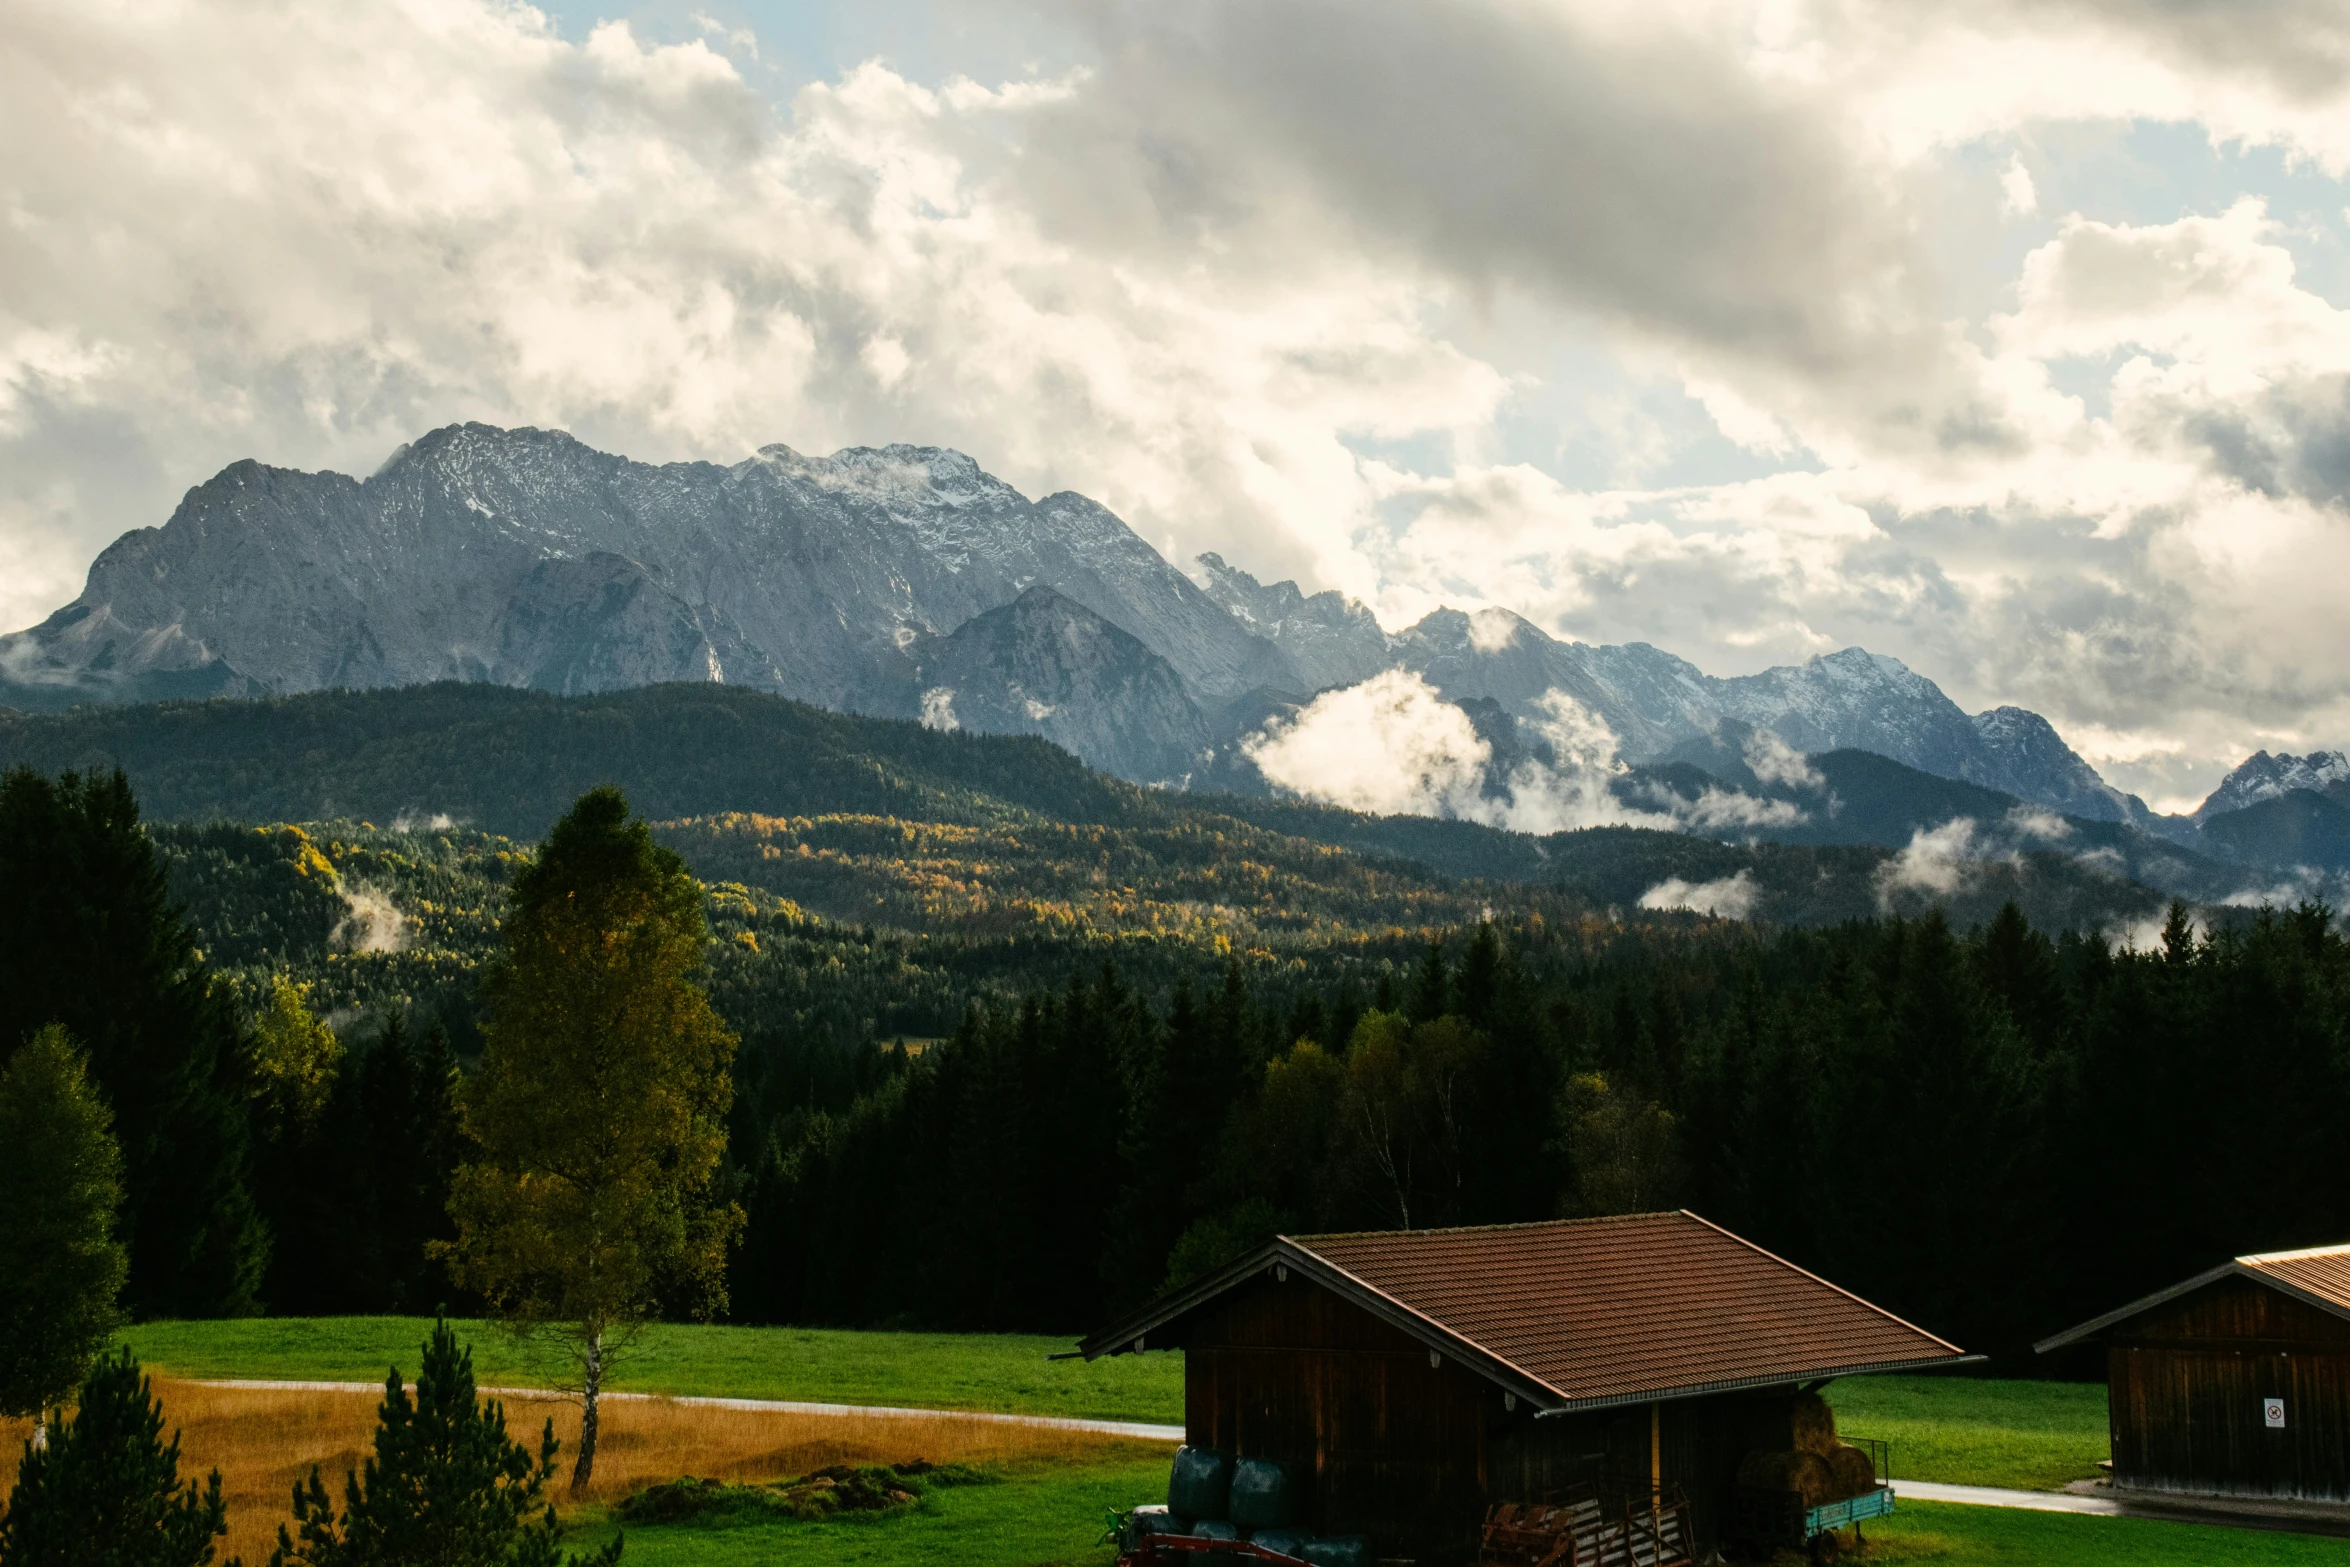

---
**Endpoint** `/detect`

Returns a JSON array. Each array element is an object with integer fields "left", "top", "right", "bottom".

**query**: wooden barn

[
  {"left": 2036, "top": 1242, "right": 2350, "bottom": 1503},
  {"left": 1075, "top": 1211, "right": 1973, "bottom": 1562}
]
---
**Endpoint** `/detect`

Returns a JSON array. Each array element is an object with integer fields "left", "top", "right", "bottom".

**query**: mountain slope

[
  {"left": 7, "top": 421, "right": 2147, "bottom": 824},
  {"left": 902, "top": 586, "right": 1213, "bottom": 783},
  {"left": 0, "top": 423, "right": 1294, "bottom": 718}
]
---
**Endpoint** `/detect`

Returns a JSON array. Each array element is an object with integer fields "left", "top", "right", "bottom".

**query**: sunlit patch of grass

[
  {"left": 1, "top": 1379, "right": 1165, "bottom": 1565},
  {"left": 1826, "top": 1375, "right": 2110, "bottom": 1490}
]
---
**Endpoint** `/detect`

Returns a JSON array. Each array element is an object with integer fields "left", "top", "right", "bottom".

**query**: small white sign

[{"left": 2265, "top": 1398, "right": 2286, "bottom": 1429}]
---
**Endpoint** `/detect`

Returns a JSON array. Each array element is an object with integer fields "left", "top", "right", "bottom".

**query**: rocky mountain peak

[{"left": 2195, "top": 749, "right": 2350, "bottom": 820}]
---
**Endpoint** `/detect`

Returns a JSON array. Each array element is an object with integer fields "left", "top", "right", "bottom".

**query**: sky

[{"left": 8, "top": 1, "right": 2350, "bottom": 811}]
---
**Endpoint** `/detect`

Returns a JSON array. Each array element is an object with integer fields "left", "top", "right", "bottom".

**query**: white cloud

[
  {"left": 1242, "top": 669, "right": 1497, "bottom": 820},
  {"left": 8, "top": 0, "right": 2350, "bottom": 809},
  {"left": 1744, "top": 726, "right": 1826, "bottom": 791},
  {"left": 1639, "top": 870, "right": 1762, "bottom": 920}
]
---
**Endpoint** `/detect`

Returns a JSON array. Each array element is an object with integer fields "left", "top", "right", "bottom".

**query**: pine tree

[
  {"left": 0, "top": 768, "right": 267, "bottom": 1316},
  {"left": 0, "top": 1351, "right": 229, "bottom": 1567},
  {"left": 267, "top": 1321, "right": 620, "bottom": 1567},
  {"left": 0, "top": 1027, "right": 129, "bottom": 1433},
  {"left": 444, "top": 788, "right": 741, "bottom": 1491}
]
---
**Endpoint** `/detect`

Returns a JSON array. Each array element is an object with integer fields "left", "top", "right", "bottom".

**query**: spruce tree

[
  {"left": 445, "top": 788, "right": 740, "bottom": 1491},
  {"left": 0, "top": 1027, "right": 130, "bottom": 1434},
  {"left": 267, "top": 1321, "right": 620, "bottom": 1567},
  {"left": 0, "top": 768, "right": 266, "bottom": 1316},
  {"left": 0, "top": 1351, "right": 229, "bottom": 1567}
]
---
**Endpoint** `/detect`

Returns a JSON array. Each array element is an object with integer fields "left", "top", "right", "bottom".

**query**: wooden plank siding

[
  {"left": 1179, "top": 1270, "right": 1812, "bottom": 1561},
  {"left": 2107, "top": 1275, "right": 2350, "bottom": 1500}
]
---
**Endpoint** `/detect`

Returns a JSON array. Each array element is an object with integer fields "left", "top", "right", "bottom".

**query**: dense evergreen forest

[{"left": 4, "top": 754, "right": 2344, "bottom": 1373}]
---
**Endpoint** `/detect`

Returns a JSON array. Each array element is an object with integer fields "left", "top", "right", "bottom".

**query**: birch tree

[{"left": 444, "top": 788, "right": 740, "bottom": 1493}]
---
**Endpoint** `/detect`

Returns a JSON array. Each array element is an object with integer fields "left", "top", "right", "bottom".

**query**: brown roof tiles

[{"left": 1290, "top": 1211, "right": 1967, "bottom": 1405}]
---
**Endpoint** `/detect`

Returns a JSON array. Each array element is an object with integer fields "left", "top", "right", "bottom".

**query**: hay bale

[
  {"left": 1229, "top": 1458, "right": 1307, "bottom": 1529},
  {"left": 1737, "top": 1448, "right": 1835, "bottom": 1507},
  {"left": 1169, "top": 1445, "right": 1235, "bottom": 1520},
  {"left": 1826, "top": 1444, "right": 1878, "bottom": 1499},
  {"left": 1789, "top": 1391, "right": 1838, "bottom": 1455}
]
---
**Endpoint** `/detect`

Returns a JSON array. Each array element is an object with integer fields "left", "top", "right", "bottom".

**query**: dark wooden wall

[
  {"left": 2108, "top": 1276, "right": 2350, "bottom": 1500},
  {"left": 1178, "top": 1272, "right": 1814, "bottom": 1562},
  {"left": 1182, "top": 1271, "right": 1494, "bottom": 1562}
]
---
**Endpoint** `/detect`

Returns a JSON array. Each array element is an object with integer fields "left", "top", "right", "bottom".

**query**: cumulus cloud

[
  {"left": 1638, "top": 870, "right": 1762, "bottom": 920},
  {"left": 1244, "top": 673, "right": 1806, "bottom": 837},
  {"left": 1743, "top": 727, "right": 1826, "bottom": 792},
  {"left": 11, "top": 0, "right": 2350, "bottom": 811},
  {"left": 1876, "top": 817, "right": 1991, "bottom": 905}
]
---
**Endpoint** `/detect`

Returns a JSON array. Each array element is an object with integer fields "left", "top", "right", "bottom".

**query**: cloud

[
  {"left": 1743, "top": 727, "right": 1826, "bottom": 792},
  {"left": 1638, "top": 870, "right": 1762, "bottom": 921},
  {"left": 1245, "top": 674, "right": 1804, "bottom": 837},
  {"left": 10, "top": 0, "right": 2350, "bottom": 812},
  {"left": 331, "top": 884, "right": 409, "bottom": 954},
  {"left": 1875, "top": 817, "right": 1993, "bottom": 905},
  {"left": 1243, "top": 669, "right": 1497, "bottom": 820}
]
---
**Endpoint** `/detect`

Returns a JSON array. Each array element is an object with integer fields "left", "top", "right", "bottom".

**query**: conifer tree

[
  {"left": 445, "top": 788, "right": 740, "bottom": 1492},
  {"left": 268, "top": 1321, "right": 620, "bottom": 1567},
  {"left": 0, "top": 768, "right": 266, "bottom": 1316},
  {"left": 0, "top": 1027, "right": 129, "bottom": 1438},
  {"left": 0, "top": 1351, "right": 229, "bottom": 1567}
]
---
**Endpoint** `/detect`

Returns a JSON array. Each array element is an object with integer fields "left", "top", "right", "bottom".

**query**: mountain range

[{"left": 3, "top": 421, "right": 2339, "bottom": 880}]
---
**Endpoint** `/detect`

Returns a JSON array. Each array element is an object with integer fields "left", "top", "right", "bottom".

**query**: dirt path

[{"left": 195, "top": 1379, "right": 1188, "bottom": 1444}]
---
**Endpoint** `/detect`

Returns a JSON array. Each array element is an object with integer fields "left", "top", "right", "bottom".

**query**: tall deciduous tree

[
  {"left": 444, "top": 788, "right": 740, "bottom": 1492},
  {"left": 0, "top": 1351, "right": 229, "bottom": 1567},
  {"left": 0, "top": 768, "right": 266, "bottom": 1317},
  {"left": 0, "top": 1027, "right": 129, "bottom": 1438}
]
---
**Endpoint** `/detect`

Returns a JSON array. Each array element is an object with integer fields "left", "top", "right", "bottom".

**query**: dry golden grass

[{"left": 1, "top": 1379, "right": 1147, "bottom": 1564}]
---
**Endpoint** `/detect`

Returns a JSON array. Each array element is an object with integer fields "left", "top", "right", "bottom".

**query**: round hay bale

[
  {"left": 1826, "top": 1444, "right": 1877, "bottom": 1499},
  {"left": 1737, "top": 1448, "right": 1835, "bottom": 1507},
  {"left": 1789, "top": 1391, "right": 1838, "bottom": 1455}
]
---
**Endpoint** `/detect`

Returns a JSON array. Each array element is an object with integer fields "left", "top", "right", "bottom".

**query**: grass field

[
  {"left": 1824, "top": 1374, "right": 2112, "bottom": 1490},
  {"left": 116, "top": 1317, "right": 1185, "bottom": 1424},
  {"left": 16, "top": 1327, "right": 2333, "bottom": 1566},
  {"left": 1, "top": 1379, "right": 1165, "bottom": 1566},
  {"left": 1866, "top": 1501, "right": 2350, "bottom": 1564}
]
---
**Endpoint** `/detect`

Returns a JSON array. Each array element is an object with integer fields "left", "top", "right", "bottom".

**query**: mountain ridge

[{"left": 1, "top": 421, "right": 2152, "bottom": 829}]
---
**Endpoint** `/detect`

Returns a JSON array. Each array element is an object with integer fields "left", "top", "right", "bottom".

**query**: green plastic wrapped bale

[
  {"left": 1229, "top": 1459, "right": 1308, "bottom": 1529},
  {"left": 1301, "top": 1535, "right": 1373, "bottom": 1567},
  {"left": 1127, "top": 1505, "right": 1186, "bottom": 1549},
  {"left": 1192, "top": 1517, "right": 1242, "bottom": 1565},
  {"left": 1249, "top": 1526, "right": 1313, "bottom": 1560},
  {"left": 1168, "top": 1445, "right": 1235, "bottom": 1521}
]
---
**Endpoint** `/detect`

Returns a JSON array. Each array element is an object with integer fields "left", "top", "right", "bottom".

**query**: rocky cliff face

[
  {"left": 899, "top": 587, "right": 1212, "bottom": 784},
  {"left": 0, "top": 423, "right": 1291, "bottom": 716},
  {"left": 5, "top": 421, "right": 2150, "bottom": 828}
]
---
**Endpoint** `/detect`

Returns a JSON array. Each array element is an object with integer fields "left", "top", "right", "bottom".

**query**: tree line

[
  {"left": 739, "top": 902, "right": 2350, "bottom": 1361},
  {"left": 6, "top": 763, "right": 2348, "bottom": 1380}
]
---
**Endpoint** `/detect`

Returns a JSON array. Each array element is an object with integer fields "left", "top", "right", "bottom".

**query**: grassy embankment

[{"left": 85, "top": 1321, "right": 2335, "bottom": 1566}]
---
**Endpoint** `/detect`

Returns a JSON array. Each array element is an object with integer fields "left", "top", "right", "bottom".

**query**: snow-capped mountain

[
  {"left": 0, "top": 423, "right": 1288, "bottom": 717},
  {"left": 1194, "top": 562, "right": 2148, "bottom": 825},
  {"left": 2191, "top": 751, "right": 2350, "bottom": 821},
  {"left": 3, "top": 421, "right": 2147, "bottom": 829}
]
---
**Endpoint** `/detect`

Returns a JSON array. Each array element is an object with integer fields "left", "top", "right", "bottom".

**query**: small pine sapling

[
  {"left": 267, "top": 1320, "right": 620, "bottom": 1567},
  {"left": 0, "top": 1350, "right": 231, "bottom": 1567}
]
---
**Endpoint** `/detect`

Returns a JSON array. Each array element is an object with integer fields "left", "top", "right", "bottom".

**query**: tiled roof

[
  {"left": 1290, "top": 1212, "right": 1966, "bottom": 1405},
  {"left": 2242, "top": 1244, "right": 2350, "bottom": 1312}
]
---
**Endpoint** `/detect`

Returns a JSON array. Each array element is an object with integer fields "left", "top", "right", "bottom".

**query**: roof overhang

[
  {"left": 2035, "top": 1260, "right": 2350, "bottom": 1354},
  {"left": 1077, "top": 1233, "right": 1982, "bottom": 1416}
]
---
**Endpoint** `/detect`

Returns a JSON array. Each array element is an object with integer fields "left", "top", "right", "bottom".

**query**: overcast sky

[{"left": 8, "top": 0, "right": 2350, "bottom": 809}]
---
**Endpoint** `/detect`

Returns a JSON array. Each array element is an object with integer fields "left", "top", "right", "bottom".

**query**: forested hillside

[
  {"left": 6, "top": 753, "right": 2345, "bottom": 1374},
  {"left": 3, "top": 683, "right": 2183, "bottom": 933}
]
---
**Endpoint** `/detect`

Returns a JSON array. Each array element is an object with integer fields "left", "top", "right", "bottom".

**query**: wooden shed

[
  {"left": 2036, "top": 1242, "right": 2350, "bottom": 1503},
  {"left": 1076, "top": 1212, "right": 1973, "bottom": 1562}
]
